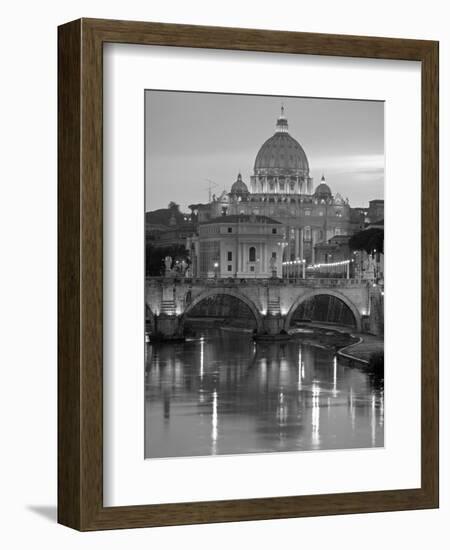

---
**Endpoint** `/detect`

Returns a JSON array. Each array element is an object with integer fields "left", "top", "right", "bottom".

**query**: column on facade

[
  {"left": 258, "top": 243, "right": 262, "bottom": 276},
  {"left": 261, "top": 243, "right": 266, "bottom": 275},
  {"left": 299, "top": 228, "right": 304, "bottom": 262},
  {"left": 257, "top": 243, "right": 261, "bottom": 276},
  {"left": 294, "top": 228, "right": 300, "bottom": 259},
  {"left": 238, "top": 242, "right": 241, "bottom": 275},
  {"left": 289, "top": 226, "right": 295, "bottom": 260},
  {"left": 291, "top": 227, "right": 296, "bottom": 260},
  {"left": 288, "top": 225, "right": 292, "bottom": 260},
  {"left": 311, "top": 229, "right": 316, "bottom": 264}
]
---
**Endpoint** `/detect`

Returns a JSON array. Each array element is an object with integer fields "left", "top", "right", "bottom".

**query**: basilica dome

[
  {"left": 314, "top": 176, "right": 332, "bottom": 199},
  {"left": 254, "top": 108, "right": 309, "bottom": 175}
]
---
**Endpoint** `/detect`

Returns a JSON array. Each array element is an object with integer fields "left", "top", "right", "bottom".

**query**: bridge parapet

[{"left": 145, "top": 276, "right": 369, "bottom": 289}]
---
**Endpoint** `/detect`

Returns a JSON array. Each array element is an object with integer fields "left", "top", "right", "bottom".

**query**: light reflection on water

[{"left": 145, "top": 329, "right": 384, "bottom": 459}]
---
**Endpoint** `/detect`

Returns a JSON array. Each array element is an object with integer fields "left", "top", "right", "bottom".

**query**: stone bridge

[{"left": 146, "top": 277, "right": 381, "bottom": 337}]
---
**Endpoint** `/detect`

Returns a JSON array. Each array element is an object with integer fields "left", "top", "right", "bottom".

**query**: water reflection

[{"left": 145, "top": 329, "right": 384, "bottom": 458}]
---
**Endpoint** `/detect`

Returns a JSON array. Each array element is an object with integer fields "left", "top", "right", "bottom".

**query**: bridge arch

[
  {"left": 181, "top": 288, "right": 264, "bottom": 333},
  {"left": 284, "top": 289, "right": 362, "bottom": 332}
]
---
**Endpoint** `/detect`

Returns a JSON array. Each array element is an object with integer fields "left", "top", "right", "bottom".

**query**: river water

[{"left": 145, "top": 329, "right": 384, "bottom": 459}]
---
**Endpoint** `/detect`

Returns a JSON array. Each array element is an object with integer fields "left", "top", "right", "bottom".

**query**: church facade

[{"left": 187, "top": 214, "right": 284, "bottom": 278}]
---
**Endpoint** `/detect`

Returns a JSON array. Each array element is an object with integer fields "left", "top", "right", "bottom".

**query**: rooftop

[{"left": 200, "top": 214, "right": 282, "bottom": 225}]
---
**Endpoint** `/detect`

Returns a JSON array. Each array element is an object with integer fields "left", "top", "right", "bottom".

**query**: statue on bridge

[
  {"left": 164, "top": 256, "right": 173, "bottom": 277},
  {"left": 178, "top": 259, "right": 188, "bottom": 276},
  {"left": 164, "top": 256, "right": 190, "bottom": 278}
]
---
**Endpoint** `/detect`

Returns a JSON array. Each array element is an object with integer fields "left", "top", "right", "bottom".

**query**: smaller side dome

[
  {"left": 314, "top": 175, "right": 332, "bottom": 199},
  {"left": 230, "top": 173, "right": 249, "bottom": 197}
]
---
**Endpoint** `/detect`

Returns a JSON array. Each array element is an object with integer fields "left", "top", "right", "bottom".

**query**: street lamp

[{"left": 213, "top": 261, "right": 219, "bottom": 279}]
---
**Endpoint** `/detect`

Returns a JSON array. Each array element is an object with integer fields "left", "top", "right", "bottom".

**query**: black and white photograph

[
  {"left": 3, "top": 1, "right": 443, "bottom": 542},
  {"left": 144, "top": 90, "right": 384, "bottom": 459}
]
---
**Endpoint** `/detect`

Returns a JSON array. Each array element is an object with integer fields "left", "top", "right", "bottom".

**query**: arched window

[{"left": 249, "top": 247, "right": 256, "bottom": 262}]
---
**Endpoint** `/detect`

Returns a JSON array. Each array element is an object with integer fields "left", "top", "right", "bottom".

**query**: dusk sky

[{"left": 145, "top": 91, "right": 384, "bottom": 212}]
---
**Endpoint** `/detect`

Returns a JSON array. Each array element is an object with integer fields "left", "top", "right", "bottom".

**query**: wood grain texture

[
  {"left": 57, "top": 19, "right": 82, "bottom": 529},
  {"left": 420, "top": 40, "right": 439, "bottom": 506},
  {"left": 57, "top": 18, "right": 439, "bottom": 531}
]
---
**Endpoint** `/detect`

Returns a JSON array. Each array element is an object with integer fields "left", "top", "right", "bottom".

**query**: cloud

[{"left": 310, "top": 154, "right": 385, "bottom": 176}]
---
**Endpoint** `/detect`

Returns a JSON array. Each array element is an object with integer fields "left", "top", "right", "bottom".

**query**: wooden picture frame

[{"left": 58, "top": 18, "right": 439, "bottom": 531}]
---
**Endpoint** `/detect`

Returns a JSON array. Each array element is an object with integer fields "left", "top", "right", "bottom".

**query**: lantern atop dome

[{"left": 275, "top": 105, "right": 289, "bottom": 133}]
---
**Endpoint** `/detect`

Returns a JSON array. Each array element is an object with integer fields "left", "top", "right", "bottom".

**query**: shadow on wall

[{"left": 27, "top": 505, "right": 57, "bottom": 523}]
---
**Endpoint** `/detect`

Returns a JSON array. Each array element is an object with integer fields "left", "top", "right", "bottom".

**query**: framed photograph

[{"left": 58, "top": 18, "right": 439, "bottom": 530}]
